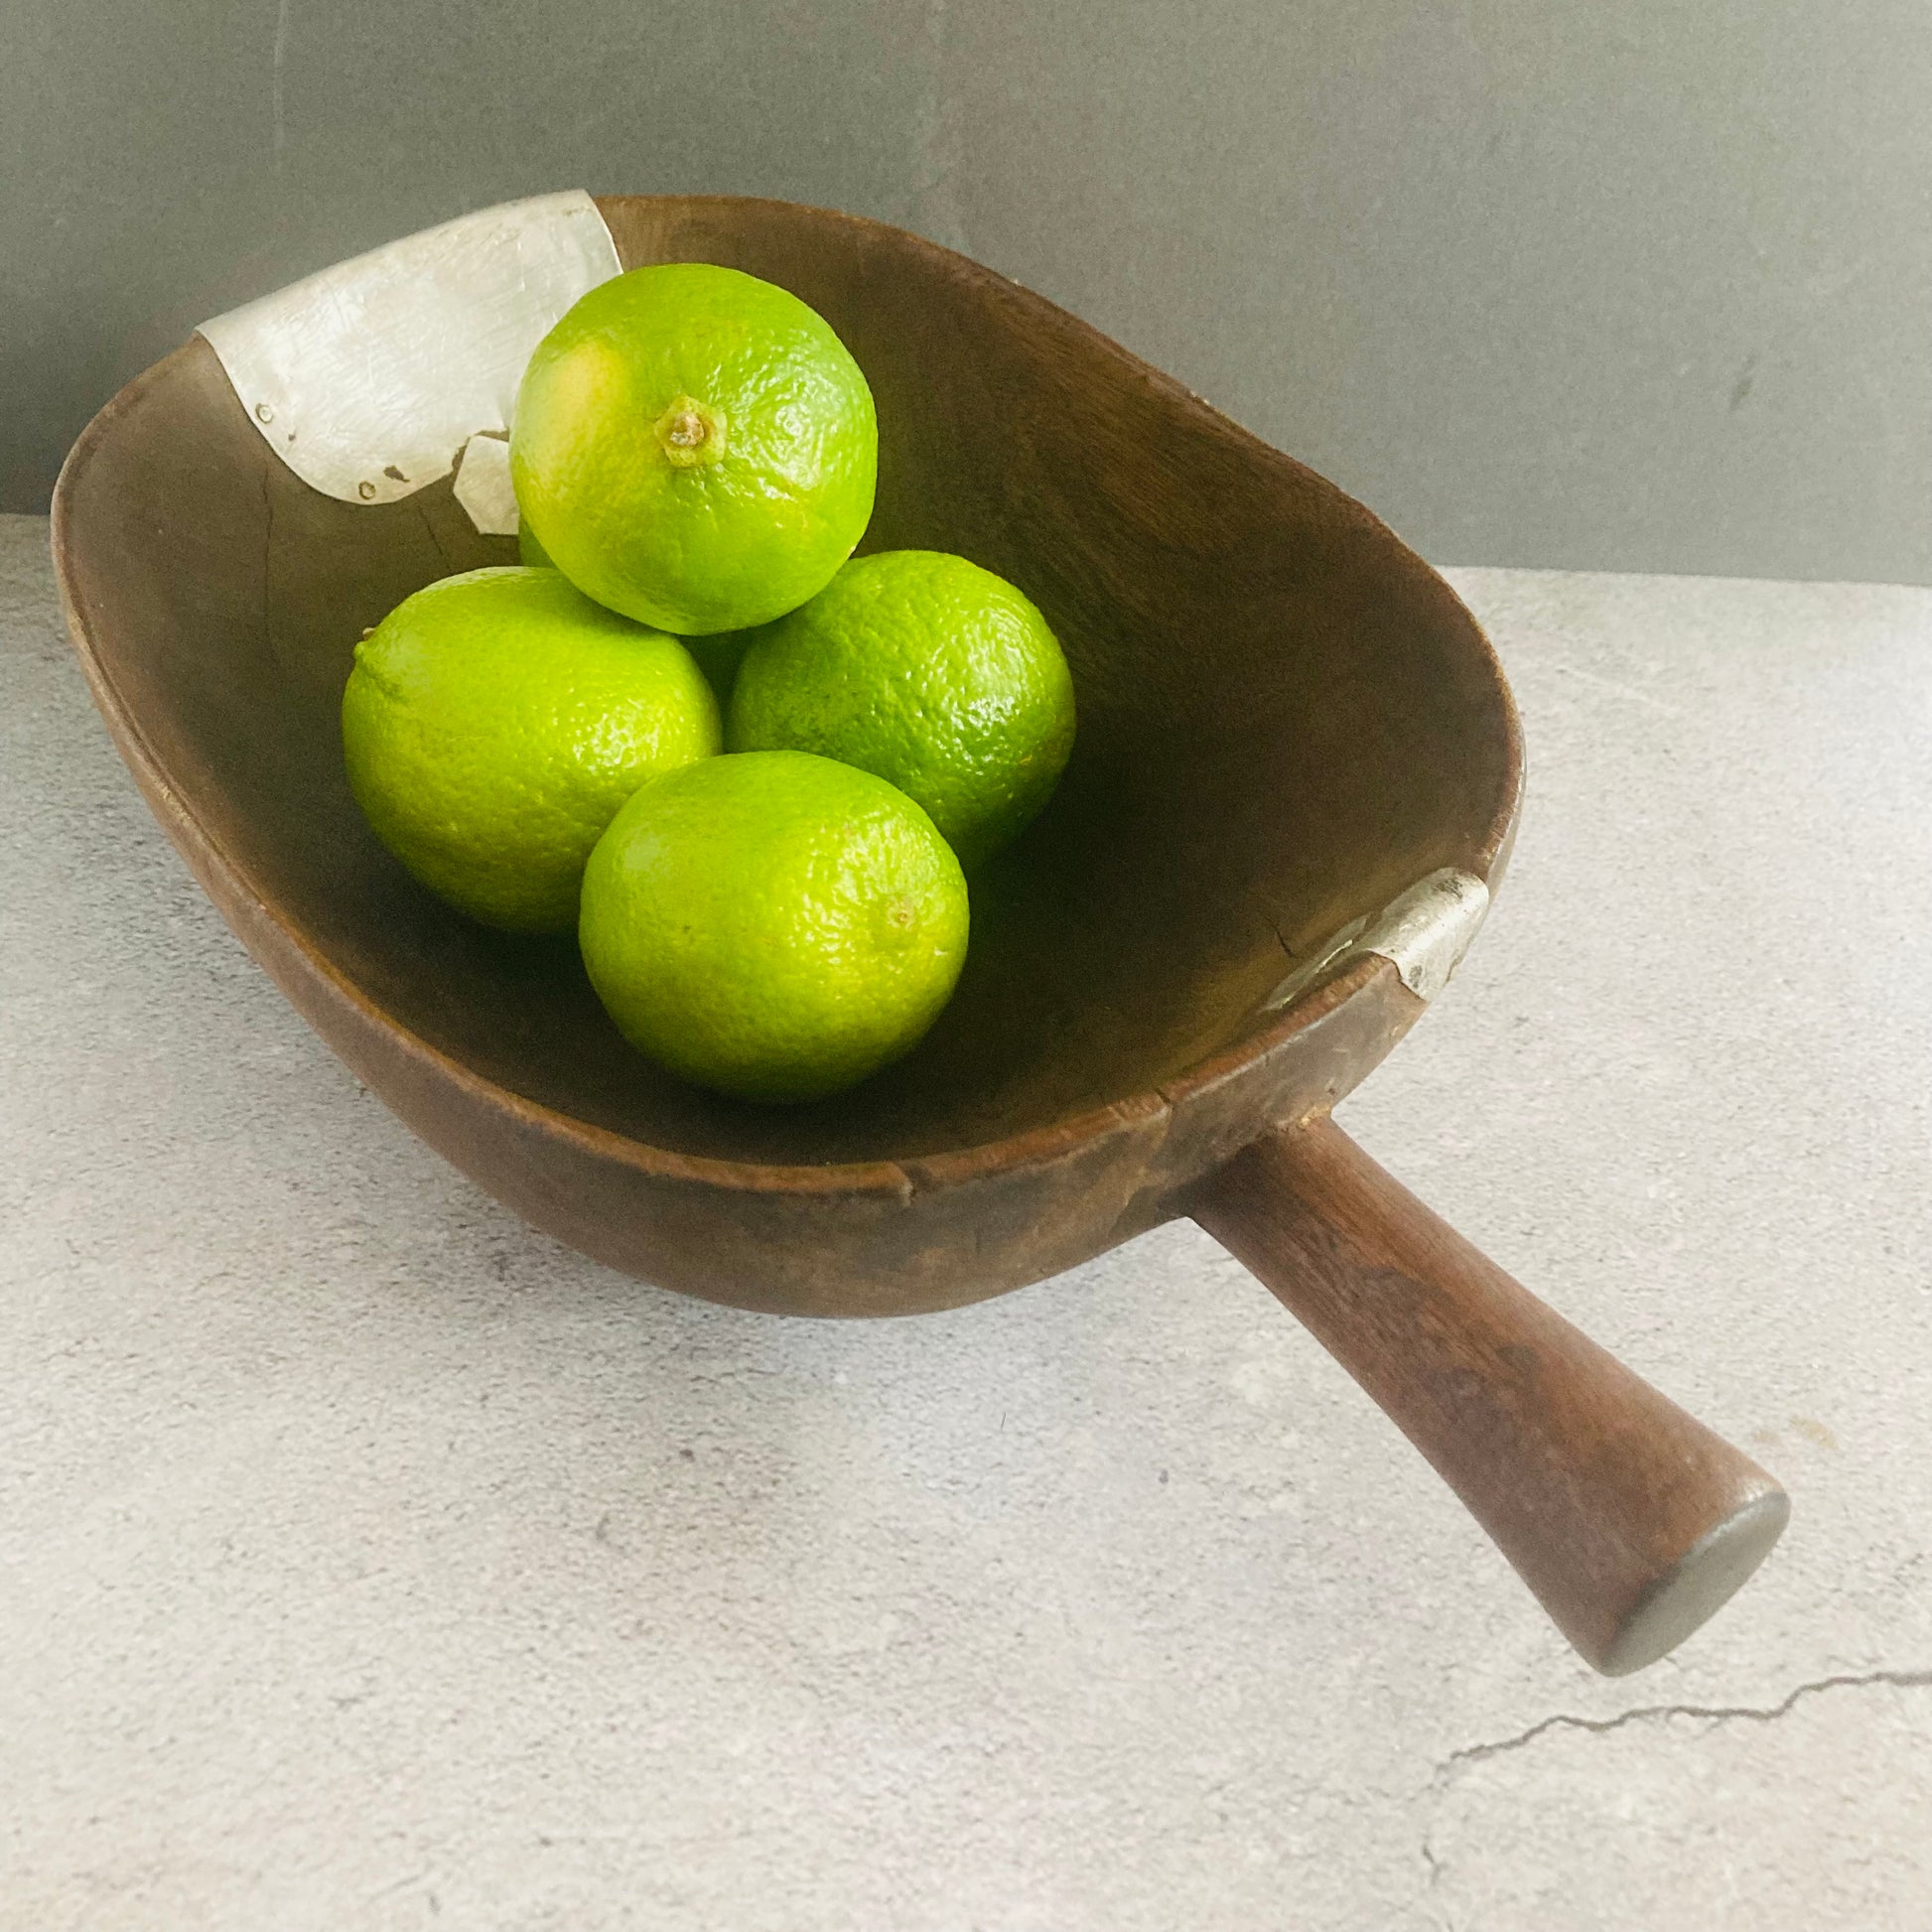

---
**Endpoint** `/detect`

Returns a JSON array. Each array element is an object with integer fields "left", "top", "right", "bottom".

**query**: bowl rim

[{"left": 52, "top": 191, "right": 1524, "bottom": 1203}]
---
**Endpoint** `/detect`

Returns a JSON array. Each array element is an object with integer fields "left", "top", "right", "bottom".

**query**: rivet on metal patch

[{"left": 198, "top": 191, "right": 621, "bottom": 516}]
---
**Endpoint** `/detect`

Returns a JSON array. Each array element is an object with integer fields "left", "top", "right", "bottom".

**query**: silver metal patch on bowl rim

[
  {"left": 1265, "top": 867, "right": 1491, "bottom": 1012},
  {"left": 198, "top": 190, "right": 621, "bottom": 517},
  {"left": 451, "top": 431, "right": 520, "bottom": 537}
]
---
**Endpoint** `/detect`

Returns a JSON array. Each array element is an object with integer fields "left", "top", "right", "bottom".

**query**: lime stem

[{"left": 655, "top": 394, "right": 727, "bottom": 469}]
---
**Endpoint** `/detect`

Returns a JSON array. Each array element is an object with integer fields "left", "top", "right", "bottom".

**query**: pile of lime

[{"left": 342, "top": 263, "right": 1075, "bottom": 1102}]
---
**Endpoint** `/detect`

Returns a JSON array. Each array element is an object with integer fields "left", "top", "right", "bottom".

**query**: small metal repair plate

[
  {"left": 1266, "top": 868, "right": 1491, "bottom": 1012},
  {"left": 452, "top": 432, "right": 519, "bottom": 536},
  {"left": 198, "top": 191, "right": 620, "bottom": 511}
]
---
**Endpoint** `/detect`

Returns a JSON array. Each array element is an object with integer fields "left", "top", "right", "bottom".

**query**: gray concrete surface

[
  {"left": 3, "top": 509, "right": 1930, "bottom": 1926},
  {"left": 9, "top": 3, "right": 1932, "bottom": 588}
]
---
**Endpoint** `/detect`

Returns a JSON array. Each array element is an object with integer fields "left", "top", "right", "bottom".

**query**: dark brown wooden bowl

[{"left": 53, "top": 194, "right": 1785, "bottom": 1672}]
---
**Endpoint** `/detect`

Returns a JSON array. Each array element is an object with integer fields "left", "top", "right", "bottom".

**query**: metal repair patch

[
  {"left": 1265, "top": 868, "right": 1491, "bottom": 1012},
  {"left": 198, "top": 191, "right": 620, "bottom": 513}
]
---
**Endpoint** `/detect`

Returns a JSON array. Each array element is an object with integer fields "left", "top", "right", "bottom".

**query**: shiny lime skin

[
  {"left": 342, "top": 567, "right": 720, "bottom": 934},
  {"left": 521, "top": 515, "right": 745, "bottom": 699},
  {"left": 510, "top": 263, "right": 878, "bottom": 635},
  {"left": 579, "top": 752, "right": 969, "bottom": 1102},
  {"left": 728, "top": 550, "right": 1076, "bottom": 869}
]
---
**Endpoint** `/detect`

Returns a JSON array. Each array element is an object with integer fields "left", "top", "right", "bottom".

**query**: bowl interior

[{"left": 57, "top": 196, "right": 1516, "bottom": 1169}]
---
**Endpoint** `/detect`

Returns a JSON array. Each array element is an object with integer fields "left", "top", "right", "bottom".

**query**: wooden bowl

[{"left": 53, "top": 194, "right": 1785, "bottom": 1672}]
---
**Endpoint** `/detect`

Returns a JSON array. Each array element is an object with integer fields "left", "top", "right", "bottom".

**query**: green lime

[
  {"left": 579, "top": 752, "right": 969, "bottom": 1102},
  {"left": 342, "top": 567, "right": 719, "bottom": 934},
  {"left": 524, "top": 509, "right": 743, "bottom": 699},
  {"left": 727, "top": 550, "right": 1076, "bottom": 869},
  {"left": 510, "top": 263, "right": 877, "bottom": 635}
]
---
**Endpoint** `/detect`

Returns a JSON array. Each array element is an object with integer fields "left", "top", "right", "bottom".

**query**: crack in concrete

[
  {"left": 1420, "top": 1837, "right": 1446, "bottom": 1888},
  {"left": 1440, "top": 1667, "right": 1932, "bottom": 1777},
  {"left": 1417, "top": 1668, "right": 1932, "bottom": 1923}
]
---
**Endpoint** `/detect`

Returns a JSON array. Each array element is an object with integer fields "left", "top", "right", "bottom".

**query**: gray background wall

[{"left": 5, "top": 0, "right": 1925, "bottom": 582}]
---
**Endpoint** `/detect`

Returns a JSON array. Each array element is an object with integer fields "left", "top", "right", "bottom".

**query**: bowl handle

[{"left": 1190, "top": 1115, "right": 1788, "bottom": 1674}]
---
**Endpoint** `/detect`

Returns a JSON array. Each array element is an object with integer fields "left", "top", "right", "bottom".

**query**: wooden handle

[{"left": 1191, "top": 1116, "right": 1788, "bottom": 1674}]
